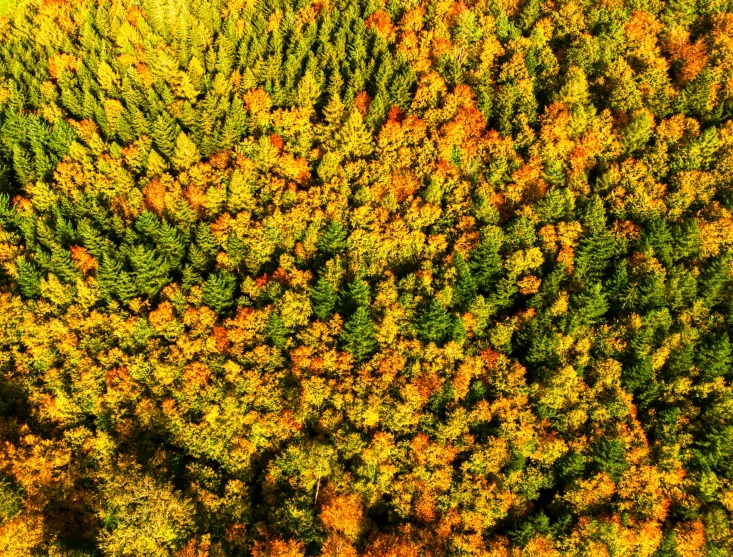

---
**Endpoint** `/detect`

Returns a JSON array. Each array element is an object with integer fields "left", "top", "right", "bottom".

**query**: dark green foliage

[
  {"left": 1, "top": 0, "right": 733, "bottom": 554},
  {"left": 471, "top": 228, "right": 503, "bottom": 292},
  {"left": 266, "top": 311, "right": 287, "bottom": 349},
  {"left": 340, "top": 306, "right": 377, "bottom": 362},
  {"left": 310, "top": 276, "right": 338, "bottom": 321},
  {"left": 416, "top": 299, "right": 454, "bottom": 345},
  {"left": 453, "top": 252, "right": 477, "bottom": 309},
  {"left": 318, "top": 220, "right": 348, "bottom": 256}
]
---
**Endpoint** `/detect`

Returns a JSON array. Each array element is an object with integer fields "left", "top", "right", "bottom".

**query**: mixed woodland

[{"left": 2, "top": 0, "right": 733, "bottom": 554}]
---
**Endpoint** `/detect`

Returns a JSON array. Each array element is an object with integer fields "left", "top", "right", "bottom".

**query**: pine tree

[
  {"left": 116, "top": 271, "right": 139, "bottom": 303},
  {"left": 171, "top": 131, "right": 201, "bottom": 171},
  {"left": 340, "top": 306, "right": 378, "bottom": 363},
  {"left": 12, "top": 146, "right": 34, "bottom": 185},
  {"left": 453, "top": 252, "right": 477, "bottom": 309},
  {"left": 416, "top": 299, "right": 454, "bottom": 345},
  {"left": 135, "top": 211, "right": 161, "bottom": 240},
  {"left": 202, "top": 270, "right": 237, "bottom": 313},
  {"left": 574, "top": 196, "right": 616, "bottom": 285},
  {"left": 471, "top": 228, "right": 503, "bottom": 293},
  {"left": 337, "top": 108, "right": 373, "bottom": 158},
  {"left": 97, "top": 253, "right": 121, "bottom": 302},
  {"left": 156, "top": 221, "right": 186, "bottom": 269},
  {"left": 181, "top": 265, "right": 203, "bottom": 291},
  {"left": 266, "top": 311, "right": 287, "bottom": 349},
  {"left": 50, "top": 248, "right": 80, "bottom": 283},
  {"left": 341, "top": 277, "right": 370, "bottom": 314},
  {"left": 17, "top": 257, "right": 41, "bottom": 299},
  {"left": 128, "top": 245, "right": 169, "bottom": 298},
  {"left": 318, "top": 221, "right": 348, "bottom": 256},
  {"left": 152, "top": 112, "right": 178, "bottom": 159},
  {"left": 311, "top": 276, "right": 338, "bottom": 321},
  {"left": 571, "top": 282, "right": 609, "bottom": 328}
]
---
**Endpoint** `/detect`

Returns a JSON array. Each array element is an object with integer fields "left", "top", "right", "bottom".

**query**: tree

[
  {"left": 318, "top": 221, "right": 348, "bottom": 256},
  {"left": 311, "top": 277, "right": 338, "bottom": 321},
  {"left": 152, "top": 112, "right": 178, "bottom": 159},
  {"left": 341, "top": 277, "right": 370, "bottom": 314},
  {"left": 337, "top": 108, "right": 373, "bottom": 158},
  {"left": 340, "top": 307, "right": 378, "bottom": 362},
  {"left": 128, "top": 246, "right": 170, "bottom": 298},
  {"left": 172, "top": 131, "right": 200, "bottom": 170},
  {"left": 17, "top": 258, "right": 41, "bottom": 299},
  {"left": 471, "top": 228, "right": 503, "bottom": 293},
  {"left": 453, "top": 251, "right": 478, "bottom": 309},
  {"left": 202, "top": 270, "right": 236, "bottom": 313},
  {"left": 416, "top": 299, "right": 454, "bottom": 345}
]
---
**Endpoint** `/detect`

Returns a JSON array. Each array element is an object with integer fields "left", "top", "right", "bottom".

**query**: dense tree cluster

[{"left": 1, "top": 0, "right": 733, "bottom": 554}]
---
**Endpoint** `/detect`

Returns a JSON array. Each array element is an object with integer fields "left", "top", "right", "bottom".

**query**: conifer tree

[
  {"left": 172, "top": 131, "right": 201, "bottom": 171},
  {"left": 416, "top": 299, "right": 454, "bottom": 345},
  {"left": 17, "top": 257, "right": 41, "bottom": 299},
  {"left": 453, "top": 252, "right": 478, "bottom": 309},
  {"left": 266, "top": 311, "right": 287, "bottom": 349},
  {"left": 311, "top": 276, "right": 338, "bottom": 321},
  {"left": 97, "top": 254, "right": 122, "bottom": 302},
  {"left": 340, "top": 306, "right": 378, "bottom": 362},
  {"left": 341, "top": 277, "right": 370, "bottom": 314},
  {"left": 152, "top": 112, "right": 179, "bottom": 159},
  {"left": 471, "top": 228, "right": 503, "bottom": 293},
  {"left": 202, "top": 270, "right": 237, "bottom": 313},
  {"left": 318, "top": 221, "right": 348, "bottom": 256},
  {"left": 337, "top": 107, "right": 373, "bottom": 158},
  {"left": 128, "top": 246, "right": 169, "bottom": 298}
]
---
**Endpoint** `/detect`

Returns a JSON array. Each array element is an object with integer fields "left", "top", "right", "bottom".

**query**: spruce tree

[
  {"left": 202, "top": 270, "right": 237, "bottom": 313},
  {"left": 471, "top": 228, "right": 503, "bottom": 293},
  {"left": 97, "top": 254, "right": 121, "bottom": 302},
  {"left": 416, "top": 299, "right": 454, "bottom": 345},
  {"left": 266, "top": 311, "right": 287, "bottom": 349},
  {"left": 453, "top": 252, "right": 477, "bottom": 309},
  {"left": 171, "top": 131, "right": 201, "bottom": 171},
  {"left": 337, "top": 108, "right": 373, "bottom": 158},
  {"left": 311, "top": 276, "right": 338, "bottom": 321},
  {"left": 17, "top": 258, "right": 41, "bottom": 299},
  {"left": 341, "top": 277, "right": 370, "bottom": 314},
  {"left": 152, "top": 112, "right": 178, "bottom": 159},
  {"left": 128, "top": 246, "right": 169, "bottom": 298},
  {"left": 340, "top": 306, "right": 378, "bottom": 363},
  {"left": 318, "top": 221, "right": 348, "bottom": 256}
]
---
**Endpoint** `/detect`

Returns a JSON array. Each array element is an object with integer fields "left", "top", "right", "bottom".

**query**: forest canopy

[{"left": 1, "top": 0, "right": 733, "bottom": 554}]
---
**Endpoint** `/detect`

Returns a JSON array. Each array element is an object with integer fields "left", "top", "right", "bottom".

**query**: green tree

[
  {"left": 340, "top": 306, "right": 378, "bottom": 362},
  {"left": 202, "top": 270, "right": 237, "bottom": 313},
  {"left": 311, "top": 276, "right": 338, "bottom": 321}
]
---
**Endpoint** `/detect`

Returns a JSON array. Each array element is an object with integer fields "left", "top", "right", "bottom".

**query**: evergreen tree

[
  {"left": 574, "top": 196, "right": 616, "bottom": 285},
  {"left": 266, "top": 311, "right": 287, "bottom": 349},
  {"left": 128, "top": 246, "right": 169, "bottom": 298},
  {"left": 416, "top": 299, "right": 454, "bottom": 345},
  {"left": 97, "top": 253, "right": 122, "bottom": 302},
  {"left": 152, "top": 112, "right": 178, "bottom": 159},
  {"left": 17, "top": 257, "right": 41, "bottom": 299},
  {"left": 337, "top": 108, "right": 373, "bottom": 158},
  {"left": 318, "top": 221, "right": 348, "bottom": 256},
  {"left": 202, "top": 270, "right": 237, "bottom": 313},
  {"left": 471, "top": 228, "right": 503, "bottom": 292},
  {"left": 453, "top": 252, "right": 477, "bottom": 309},
  {"left": 340, "top": 306, "right": 378, "bottom": 363},
  {"left": 341, "top": 277, "right": 370, "bottom": 314},
  {"left": 171, "top": 131, "right": 201, "bottom": 171},
  {"left": 311, "top": 276, "right": 338, "bottom": 321}
]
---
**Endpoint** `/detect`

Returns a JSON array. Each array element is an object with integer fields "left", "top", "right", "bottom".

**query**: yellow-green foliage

[{"left": 0, "top": 0, "right": 733, "bottom": 555}]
